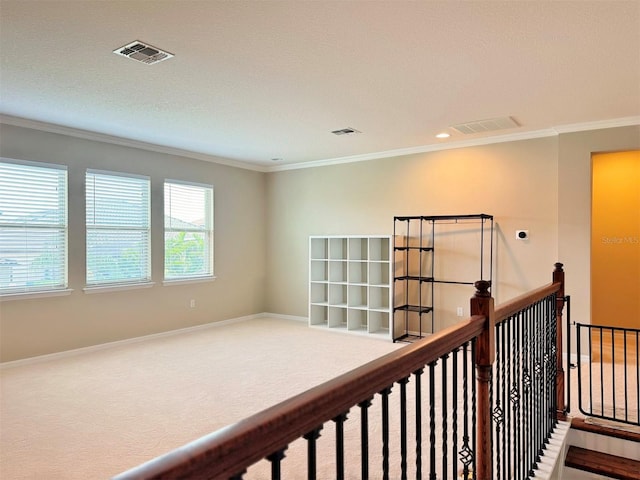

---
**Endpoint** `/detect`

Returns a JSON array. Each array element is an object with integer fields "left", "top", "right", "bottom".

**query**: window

[
  {"left": 164, "top": 180, "right": 214, "bottom": 280},
  {"left": 86, "top": 170, "right": 150, "bottom": 286},
  {"left": 0, "top": 159, "right": 68, "bottom": 294}
]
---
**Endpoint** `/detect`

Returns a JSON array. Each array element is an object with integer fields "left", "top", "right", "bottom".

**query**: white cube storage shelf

[{"left": 309, "top": 236, "right": 392, "bottom": 339}]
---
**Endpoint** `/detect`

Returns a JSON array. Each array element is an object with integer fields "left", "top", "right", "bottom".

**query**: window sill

[
  {"left": 83, "top": 282, "right": 155, "bottom": 294},
  {"left": 163, "top": 276, "right": 217, "bottom": 286},
  {"left": 0, "top": 288, "right": 74, "bottom": 302}
]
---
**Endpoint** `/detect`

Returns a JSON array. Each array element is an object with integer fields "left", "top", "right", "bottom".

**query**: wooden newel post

[
  {"left": 553, "top": 262, "right": 566, "bottom": 419},
  {"left": 471, "top": 279, "right": 495, "bottom": 480}
]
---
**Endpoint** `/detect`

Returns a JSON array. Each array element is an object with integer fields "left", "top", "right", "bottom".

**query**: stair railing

[
  {"left": 113, "top": 264, "right": 566, "bottom": 480},
  {"left": 576, "top": 322, "right": 640, "bottom": 426}
]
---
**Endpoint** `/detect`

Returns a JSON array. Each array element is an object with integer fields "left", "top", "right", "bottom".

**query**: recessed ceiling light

[{"left": 436, "top": 132, "right": 451, "bottom": 139}]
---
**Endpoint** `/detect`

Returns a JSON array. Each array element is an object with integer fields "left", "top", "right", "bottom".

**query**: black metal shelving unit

[{"left": 393, "top": 214, "right": 493, "bottom": 342}]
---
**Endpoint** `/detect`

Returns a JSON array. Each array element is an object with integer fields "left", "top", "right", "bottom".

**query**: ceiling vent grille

[
  {"left": 113, "top": 41, "right": 174, "bottom": 65},
  {"left": 451, "top": 116, "right": 519, "bottom": 135},
  {"left": 331, "top": 127, "right": 361, "bottom": 136}
]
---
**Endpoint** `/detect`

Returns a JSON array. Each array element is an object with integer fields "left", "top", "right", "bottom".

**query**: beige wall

[
  {"left": 0, "top": 124, "right": 267, "bottom": 362},
  {"left": 1, "top": 123, "right": 639, "bottom": 361},
  {"left": 266, "top": 137, "right": 560, "bottom": 325}
]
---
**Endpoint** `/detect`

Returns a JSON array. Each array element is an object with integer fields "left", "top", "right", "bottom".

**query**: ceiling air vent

[
  {"left": 113, "top": 41, "right": 174, "bottom": 65},
  {"left": 451, "top": 116, "right": 519, "bottom": 135},
  {"left": 331, "top": 127, "right": 361, "bottom": 136}
]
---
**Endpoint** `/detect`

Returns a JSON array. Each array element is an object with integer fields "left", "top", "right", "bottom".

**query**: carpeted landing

[{"left": 1, "top": 317, "right": 403, "bottom": 479}]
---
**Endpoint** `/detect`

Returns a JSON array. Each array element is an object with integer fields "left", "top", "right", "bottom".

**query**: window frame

[
  {"left": 84, "top": 169, "right": 152, "bottom": 290},
  {"left": 0, "top": 158, "right": 70, "bottom": 299},
  {"left": 163, "top": 179, "right": 214, "bottom": 283}
]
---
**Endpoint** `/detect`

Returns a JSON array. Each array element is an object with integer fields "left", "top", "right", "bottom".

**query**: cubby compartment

[
  {"left": 309, "top": 305, "right": 328, "bottom": 326},
  {"left": 348, "top": 238, "right": 368, "bottom": 261},
  {"left": 329, "top": 261, "right": 347, "bottom": 283},
  {"left": 328, "top": 306, "right": 348, "bottom": 328},
  {"left": 369, "top": 261, "right": 389, "bottom": 286},
  {"left": 309, "top": 282, "right": 328, "bottom": 304},
  {"left": 369, "top": 237, "right": 390, "bottom": 261},
  {"left": 329, "top": 283, "right": 347, "bottom": 307},
  {"left": 329, "top": 238, "right": 348, "bottom": 260},
  {"left": 368, "top": 311, "right": 390, "bottom": 335},
  {"left": 369, "top": 286, "right": 390, "bottom": 310},
  {"left": 348, "top": 261, "right": 368, "bottom": 284},
  {"left": 348, "top": 285, "right": 367, "bottom": 309},
  {"left": 347, "top": 309, "right": 367, "bottom": 331},
  {"left": 310, "top": 237, "right": 328, "bottom": 260},
  {"left": 310, "top": 260, "right": 328, "bottom": 282}
]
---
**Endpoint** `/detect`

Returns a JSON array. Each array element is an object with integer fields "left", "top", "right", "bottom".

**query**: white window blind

[
  {"left": 86, "top": 170, "right": 150, "bottom": 286},
  {"left": 164, "top": 180, "right": 214, "bottom": 280},
  {"left": 0, "top": 159, "right": 68, "bottom": 294}
]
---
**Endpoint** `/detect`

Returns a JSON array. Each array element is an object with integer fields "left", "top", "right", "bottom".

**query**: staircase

[{"left": 563, "top": 417, "right": 640, "bottom": 479}]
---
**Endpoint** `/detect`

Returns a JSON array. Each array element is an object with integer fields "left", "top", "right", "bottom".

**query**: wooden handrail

[
  {"left": 115, "top": 263, "right": 567, "bottom": 480},
  {"left": 494, "top": 281, "right": 562, "bottom": 324},
  {"left": 114, "top": 315, "right": 486, "bottom": 480}
]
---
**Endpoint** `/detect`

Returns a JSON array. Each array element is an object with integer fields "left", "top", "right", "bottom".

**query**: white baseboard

[
  {"left": 1, "top": 312, "right": 268, "bottom": 369},
  {"left": 262, "top": 312, "right": 308, "bottom": 322}
]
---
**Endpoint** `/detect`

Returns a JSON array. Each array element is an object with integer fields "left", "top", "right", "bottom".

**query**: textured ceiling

[{"left": 1, "top": 0, "right": 639, "bottom": 171}]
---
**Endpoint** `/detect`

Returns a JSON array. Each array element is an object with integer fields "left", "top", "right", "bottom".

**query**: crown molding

[
  {"left": 0, "top": 114, "right": 268, "bottom": 173},
  {"left": 267, "top": 116, "right": 640, "bottom": 172},
  {"left": 2, "top": 113, "right": 638, "bottom": 174}
]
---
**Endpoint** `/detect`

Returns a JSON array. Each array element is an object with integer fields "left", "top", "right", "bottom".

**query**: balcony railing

[{"left": 113, "top": 264, "right": 566, "bottom": 480}]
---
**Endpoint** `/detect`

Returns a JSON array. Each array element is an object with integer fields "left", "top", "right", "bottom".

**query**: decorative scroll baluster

[
  {"left": 303, "top": 427, "right": 323, "bottom": 480},
  {"left": 380, "top": 386, "right": 392, "bottom": 480},
  {"left": 358, "top": 399, "right": 372, "bottom": 480},
  {"left": 459, "top": 343, "right": 473, "bottom": 480},
  {"left": 493, "top": 323, "right": 503, "bottom": 480},
  {"left": 399, "top": 376, "right": 409, "bottom": 480},
  {"left": 266, "top": 448, "right": 287, "bottom": 480},
  {"left": 333, "top": 413, "right": 348, "bottom": 480},
  {"left": 414, "top": 368, "right": 424, "bottom": 480}
]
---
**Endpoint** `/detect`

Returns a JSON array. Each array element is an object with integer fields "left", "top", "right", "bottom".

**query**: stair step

[{"left": 565, "top": 446, "right": 640, "bottom": 480}]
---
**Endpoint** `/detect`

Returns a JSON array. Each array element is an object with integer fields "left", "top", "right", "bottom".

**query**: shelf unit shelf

[
  {"left": 393, "top": 214, "right": 493, "bottom": 342},
  {"left": 309, "top": 235, "right": 392, "bottom": 339}
]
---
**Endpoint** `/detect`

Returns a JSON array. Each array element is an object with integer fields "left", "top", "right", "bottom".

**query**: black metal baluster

[
  {"left": 267, "top": 448, "right": 287, "bottom": 480},
  {"left": 624, "top": 330, "right": 628, "bottom": 423},
  {"left": 452, "top": 348, "right": 459, "bottom": 480},
  {"left": 333, "top": 413, "right": 348, "bottom": 480},
  {"left": 612, "top": 327, "right": 616, "bottom": 419},
  {"left": 414, "top": 368, "right": 424, "bottom": 480},
  {"left": 380, "top": 386, "right": 392, "bottom": 480},
  {"left": 588, "top": 324, "right": 593, "bottom": 416},
  {"left": 230, "top": 471, "right": 245, "bottom": 480},
  {"left": 636, "top": 331, "right": 639, "bottom": 423},
  {"left": 304, "top": 427, "right": 323, "bottom": 480},
  {"left": 399, "top": 376, "right": 409, "bottom": 480},
  {"left": 600, "top": 326, "right": 604, "bottom": 417},
  {"left": 471, "top": 341, "right": 477, "bottom": 480},
  {"left": 359, "top": 398, "right": 372, "bottom": 480},
  {"left": 504, "top": 318, "right": 512, "bottom": 478},
  {"left": 441, "top": 353, "right": 448, "bottom": 480},
  {"left": 429, "top": 361, "right": 437, "bottom": 480},
  {"left": 514, "top": 312, "right": 521, "bottom": 477}
]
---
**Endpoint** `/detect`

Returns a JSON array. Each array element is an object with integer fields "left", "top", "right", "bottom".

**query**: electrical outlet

[
  {"left": 456, "top": 307, "right": 463, "bottom": 317},
  {"left": 190, "top": 299, "right": 196, "bottom": 308}
]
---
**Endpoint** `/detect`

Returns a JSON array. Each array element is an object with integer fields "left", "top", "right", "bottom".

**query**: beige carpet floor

[{"left": 1, "top": 317, "right": 403, "bottom": 479}]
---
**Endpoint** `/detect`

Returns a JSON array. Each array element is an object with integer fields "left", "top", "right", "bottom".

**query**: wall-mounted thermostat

[{"left": 516, "top": 230, "right": 529, "bottom": 240}]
